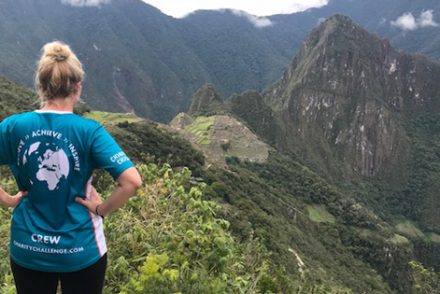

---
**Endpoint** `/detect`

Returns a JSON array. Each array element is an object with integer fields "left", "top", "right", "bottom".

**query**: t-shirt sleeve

[
  {"left": 90, "top": 125, "right": 134, "bottom": 179},
  {"left": 0, "top": 120, "right": 11, "bottom": 165}
]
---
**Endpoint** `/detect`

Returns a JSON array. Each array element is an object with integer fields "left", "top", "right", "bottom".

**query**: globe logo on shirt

[{"left": 23, "top": 142, "right": 70, "bottom": 191}]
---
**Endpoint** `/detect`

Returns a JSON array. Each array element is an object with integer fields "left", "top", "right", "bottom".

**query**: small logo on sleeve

[{"left": 110, "top": 151, "right": 129, "bottom": 165}]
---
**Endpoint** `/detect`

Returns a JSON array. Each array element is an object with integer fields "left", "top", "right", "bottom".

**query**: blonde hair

[{"left": 35, "top": 41, "right": 84, "bottom": 101}]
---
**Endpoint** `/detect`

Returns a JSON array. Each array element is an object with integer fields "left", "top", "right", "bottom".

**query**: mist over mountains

[{"left": 1, "top": 0, "right": 440, "bottom": 121}]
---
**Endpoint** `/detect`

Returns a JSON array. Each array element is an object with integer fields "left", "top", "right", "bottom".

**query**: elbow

[
  {"left": 132, "top": 175, "right": 143, "bottom": 190},
  {"left": 129, "top": 169, "right": 143, "bottom": 191},
  {"left": 118, "top": 167, "right": 143, "bottom": 192}
]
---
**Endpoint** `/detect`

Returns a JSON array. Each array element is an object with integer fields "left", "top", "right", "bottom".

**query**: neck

[{"left": 41, "top": 97, "right": 76, "bottom": 112}]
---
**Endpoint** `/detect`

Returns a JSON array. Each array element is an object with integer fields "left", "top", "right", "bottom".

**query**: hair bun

[
  {"left": 43, "top": 42, "right": 72, "bottom": 62},
  {"left": 36, "top": 41, "right": 84, "bottom": 100}
]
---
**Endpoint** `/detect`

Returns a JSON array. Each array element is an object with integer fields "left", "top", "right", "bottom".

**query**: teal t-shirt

[{"left": 0, "top": 110, "right": 134, "bottom": 272}]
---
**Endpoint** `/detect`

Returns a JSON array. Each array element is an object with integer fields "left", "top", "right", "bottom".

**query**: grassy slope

[{"left": 84, "top": 111, "right": 144, "bottom": 125}]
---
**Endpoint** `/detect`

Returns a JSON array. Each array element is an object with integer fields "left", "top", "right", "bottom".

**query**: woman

[{"left": 0, "top": 41, "right": 142, "bottom": 294}]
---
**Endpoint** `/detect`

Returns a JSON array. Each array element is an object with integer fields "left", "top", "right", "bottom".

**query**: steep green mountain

[
  {"left": 259, "top": 14, "right": 440, "bottom": 230},
  {"left": 176, "top": 10, "right": 289, "bottom": 98},
  {"left": 187, "top": 83, "right": 229, "bottom": 117},
  {"left": 173, "top": 15, "right": 440, "bottom": 292},
  {"left": 0, "top": 0, "right": 211, "bottom": 121},
  {"left": 261, "top": 14, "right": 440, "bottom": 178}
]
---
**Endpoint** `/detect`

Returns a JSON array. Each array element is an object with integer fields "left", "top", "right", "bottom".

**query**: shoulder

[
  {"left": 5, "top": 111, "right": 36, "bottom": 120},
  {"left": 71, "top": 114, "right": 102, "bottom": 129},
  {"left": 70, "top": 115, "right": 112, "bottom": 145},
  {"left": 56, "top": 113, "right": 104, "bottom": 135}
]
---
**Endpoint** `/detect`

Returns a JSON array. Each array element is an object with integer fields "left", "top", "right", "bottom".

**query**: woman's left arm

[
  {"left": 75, "top": 167, "right": 142, "bottom": 217},
  {"left": 0, "top": 187, "right": 26, "bottom": 208}
]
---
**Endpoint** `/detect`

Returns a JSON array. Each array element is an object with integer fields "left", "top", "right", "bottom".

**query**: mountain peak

[
  {"left": 324, "top": 13, "right": 355, "bottom": 26},
  {"left": 304, "top": 14, "right": 382, "bottom": 53},
  {"left": 188, "top": 83, "right": 228, "bottom": 116}
]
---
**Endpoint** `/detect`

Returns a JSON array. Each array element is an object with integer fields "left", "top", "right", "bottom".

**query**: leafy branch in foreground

[
  {"left": 410, "top": 261, "right": 440, "bottom": 294},
  {"left": 103, "top": 163, "right": 269, "bottom": 294}
]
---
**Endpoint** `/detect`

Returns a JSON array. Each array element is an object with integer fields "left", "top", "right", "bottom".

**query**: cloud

[
  {"left": 317, "top": 17, "right": 326, "bottom": 25},
  {"left": 418, "top": 10, "right": 439, "bottom": 27},
  {"left": 61, "top": 0, "right": 110, "bottom": 7},
  {"left": 230, "top": 10, "right": 272, "bottom": 28},
  {"left": 391, "top": 10, "right": 439, "bottom": 31},
  {"left": 144, "top": 0, "right": 330, "bottom": 18},
  {"left": 282, "top": 0, "right": 328, "bottom": 14},
  {"left": 391, "top": 13, "right": 417, "bottom": 30},
  {"left": 378, "top": 17, "right": 387, "bottom": 26}
]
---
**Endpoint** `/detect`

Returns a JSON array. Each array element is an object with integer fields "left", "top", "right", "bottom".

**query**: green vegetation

[
  {"left": 396, "top": 221, "right": 426, "bottom": 240},
  {"left": 409, "top": 261, "right": 440, "bottom": 294},
  {"left": 306, "top": 204, "right": 336, "bottom": 223},
  {"left": 84, "top": 111, "right": 144, "bottom": 125},
  {"left": 204, "top": 154, "right": 400, "bottom": 293},
  {"left": 103, "top": 164, "right": 271, "bottom": 294},
  {"left": 0, "top": 175, "right": 17, "bottom": 294},
  {"left": 427, "top": 233, "right": 440, "bottom": 244},
  {"left": 387, "top": 234, "right": 410, "bottom": 246},
  {"left": 0, "top": 158, "right": 393, "bottom": 293},
  {"left": 402, "top": 113, "right": 440, "bottom": 232},
  {"left": 0, "top": 76, "right": 36, "bottom": 120},
  {"left": 340, "top": 112, "right": 440, "bottom": 274},
  {"left": 105, "top": 121, "right": 205, "bottom": 176}
]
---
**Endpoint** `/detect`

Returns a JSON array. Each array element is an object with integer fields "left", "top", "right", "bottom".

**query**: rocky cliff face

[{"left": 262, "top": 14, "right": 440, "bottom": 177}]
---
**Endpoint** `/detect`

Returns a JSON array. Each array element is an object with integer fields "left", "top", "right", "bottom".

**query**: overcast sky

[{"left": 141, "top": 0, "right": 329, "bottom": 18}]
